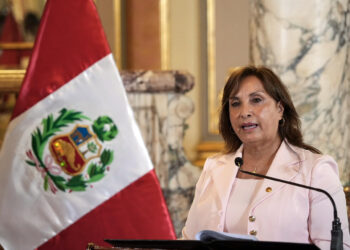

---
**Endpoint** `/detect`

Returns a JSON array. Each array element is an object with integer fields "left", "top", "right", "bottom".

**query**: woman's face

[{"left": 229, "top": 76, "right": 284, "bottom": 146}]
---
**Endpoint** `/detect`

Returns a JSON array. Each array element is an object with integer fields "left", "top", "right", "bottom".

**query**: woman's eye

[
  {"left": 252, "top": 97, "right": 262, "bottom": 103},
  {"left": 231, "top": 101, "right": 240, "bottom": 107}
]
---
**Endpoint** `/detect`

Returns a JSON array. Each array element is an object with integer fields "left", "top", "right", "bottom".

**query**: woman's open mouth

[{"left": 242, "top": 123, "right": 258, "bottom": 130}]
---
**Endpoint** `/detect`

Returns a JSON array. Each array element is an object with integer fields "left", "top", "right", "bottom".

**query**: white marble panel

[
  {"left": 127, "top": 92, "right": 201, "bottom": 237},
  {"left": 251, "top": 0, "right": 350, "bottom": 183}
]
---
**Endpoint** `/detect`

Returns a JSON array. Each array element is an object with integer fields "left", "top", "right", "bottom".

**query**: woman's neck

[
  {"left": 239, "top": 138, "right": 282, "bottom": 178},
  {"left": 244, "top": 138, "right": 282, "bottom": 160}
]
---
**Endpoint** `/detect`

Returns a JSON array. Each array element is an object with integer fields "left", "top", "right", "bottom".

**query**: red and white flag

[{"left": 0, "top": 0, "right": 175, "bottom": 249}]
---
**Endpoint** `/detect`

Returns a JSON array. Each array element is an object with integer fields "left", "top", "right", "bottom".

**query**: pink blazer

[{"left": 182, "top": 141, "right": 350, "bottom": 249}]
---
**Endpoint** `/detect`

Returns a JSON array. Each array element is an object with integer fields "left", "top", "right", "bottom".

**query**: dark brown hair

[{"left": 219, "top": 65, "right": 321, "bottom": 154}]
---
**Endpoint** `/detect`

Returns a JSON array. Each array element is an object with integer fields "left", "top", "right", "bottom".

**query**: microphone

[{"left": 234, "top": 157, "right": 343, "bottom": 250}]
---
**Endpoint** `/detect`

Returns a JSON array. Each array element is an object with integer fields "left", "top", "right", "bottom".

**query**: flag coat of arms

[{"left": 0, "top": 0, "right": 175, "bottom": 249}]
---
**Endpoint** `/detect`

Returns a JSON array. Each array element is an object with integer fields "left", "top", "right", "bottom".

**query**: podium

[{"left": 87, "top": 239, "right": 319, "bottom": 250}]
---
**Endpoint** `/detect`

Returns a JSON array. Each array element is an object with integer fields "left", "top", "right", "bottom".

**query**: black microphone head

[{"left": 235, "top": 157, "right": 243, "bottom": 167}]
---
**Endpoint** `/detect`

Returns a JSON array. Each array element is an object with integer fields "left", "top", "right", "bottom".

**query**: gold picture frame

[
  {"left": 0, "top": 42, "right": 31, "bottom": 93},
  {"left": 0, "top": 68, "right": 25, "bottom": 93}
]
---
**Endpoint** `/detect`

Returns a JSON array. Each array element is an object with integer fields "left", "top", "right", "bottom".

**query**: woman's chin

[{"left": 240, "top": 137, "right": 261, "bottom": 145}]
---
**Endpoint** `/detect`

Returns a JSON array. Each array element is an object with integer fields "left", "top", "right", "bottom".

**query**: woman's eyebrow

[
  {"left": 230, "top": 90, "right": 265, "bottom": 99},
  {"left": 249, "top": 90, "right": 265, "bottom": 96},
  {"left": 229, "top": 96, "right": 240, "bottom": 101}
]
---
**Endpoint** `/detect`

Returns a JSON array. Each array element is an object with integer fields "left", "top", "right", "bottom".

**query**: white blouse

[{"left": 224, "top": 178, "right": 263, "bottom": 234}]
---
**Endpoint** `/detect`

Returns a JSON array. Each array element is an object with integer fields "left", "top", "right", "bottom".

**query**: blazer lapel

[
  {"left": 250, "top": 141, "right": 305, "bottom": 208},
  {"left": 210, "top": 145, "right": 243, "bottom": 209}
]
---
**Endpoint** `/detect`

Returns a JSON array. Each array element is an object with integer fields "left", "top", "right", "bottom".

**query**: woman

[{"left": 182, "top": 66, "right": 350, "bottom": 249}]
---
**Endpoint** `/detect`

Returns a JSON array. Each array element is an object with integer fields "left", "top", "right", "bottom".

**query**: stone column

[
  {"left": 122, "top": 70, "right": 201, "bottom": 237},
  {"left": 251, "top": 0, "right": 350, "bottom": 184}
]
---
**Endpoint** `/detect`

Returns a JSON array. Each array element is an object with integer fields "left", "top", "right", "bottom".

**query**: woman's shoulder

[
  {"left": 203, "top": 152, "right": 237, "bottom": 170},
  {"left": 206, "top": 152, "right": 228, "bottom": 161},
  {"left": 292, "top": 146, "right": 343, "bottom": 201},
  {"left": 291, "top": 144, "right": 336, "bottom": 165},
  {"left": 287, "top": 143, "right": 339, "bottom": 176}
]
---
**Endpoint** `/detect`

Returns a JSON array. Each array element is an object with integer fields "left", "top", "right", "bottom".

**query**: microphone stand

[{"left": 235, "top": 158, "right": 343, "bottom": 250}]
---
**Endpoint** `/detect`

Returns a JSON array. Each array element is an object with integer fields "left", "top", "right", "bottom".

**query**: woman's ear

[{"left": 277, "top": 101, "right": 284, "bottom": 118}]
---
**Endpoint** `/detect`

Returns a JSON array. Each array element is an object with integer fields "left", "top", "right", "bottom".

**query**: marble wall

[
  {"left": 123, "top": 70, "right": 201, "bottom": 237},
  {"left": 251, "top": 0, "right": 350, "bottom": 184}
]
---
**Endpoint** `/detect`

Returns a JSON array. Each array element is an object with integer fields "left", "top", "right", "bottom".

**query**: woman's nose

[{"left": 239, "top": 103, "right": 252, "bottom": 118}]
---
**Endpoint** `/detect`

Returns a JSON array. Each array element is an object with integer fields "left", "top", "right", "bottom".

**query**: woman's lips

[{"left": 241, "top": 123, "right": 258, "bottom": 130}]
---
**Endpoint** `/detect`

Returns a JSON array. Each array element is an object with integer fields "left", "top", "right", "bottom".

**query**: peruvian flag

[{"left": 0, "top": 0, "right": 175, "bottom": 249}]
